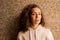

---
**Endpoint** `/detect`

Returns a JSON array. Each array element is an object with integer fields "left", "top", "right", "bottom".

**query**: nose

[{"left": 36, "top": 14, "right": 38, "bottom": 18}]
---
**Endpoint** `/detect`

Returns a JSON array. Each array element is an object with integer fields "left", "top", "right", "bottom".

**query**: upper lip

[{"left": 36, "top": 20, "right": 39, "bottom": 21}]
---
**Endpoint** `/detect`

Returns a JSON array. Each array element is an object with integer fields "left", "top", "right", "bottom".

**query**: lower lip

[{"left": 36, "top": 20, "right": 39, "bottom": 21}]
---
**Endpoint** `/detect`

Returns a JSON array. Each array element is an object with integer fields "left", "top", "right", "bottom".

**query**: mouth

[{"left": 35, "top": 20, "right": 40, "bottom": 21}]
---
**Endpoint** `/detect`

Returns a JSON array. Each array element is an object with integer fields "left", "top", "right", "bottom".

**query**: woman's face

[{"left": 31, "top": 7, "right": 41, "bottom": 25}]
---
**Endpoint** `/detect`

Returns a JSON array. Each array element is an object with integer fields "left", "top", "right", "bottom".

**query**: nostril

[{"left": 36, "top": 15, "right": 38, "bottom": 18}]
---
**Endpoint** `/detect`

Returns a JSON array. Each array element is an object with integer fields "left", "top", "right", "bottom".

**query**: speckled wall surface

[{"left": 0, "top": 0, "right": 60, "bottom": 40}]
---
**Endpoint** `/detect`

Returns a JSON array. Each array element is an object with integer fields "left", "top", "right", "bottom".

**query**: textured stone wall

[{"left": 0, "top": 0, "right": 60, "bottom": 40}]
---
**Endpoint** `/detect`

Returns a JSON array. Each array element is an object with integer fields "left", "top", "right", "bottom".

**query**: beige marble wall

[{"left": 0, "top": 0, "right": 60, "bottom": 40}]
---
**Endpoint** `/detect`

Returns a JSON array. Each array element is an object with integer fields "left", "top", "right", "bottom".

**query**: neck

[{"left": 31, "top": 24, "right": 39, "bottom": 30}]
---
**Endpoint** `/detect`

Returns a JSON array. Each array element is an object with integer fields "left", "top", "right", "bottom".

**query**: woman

[{"left": 17, "top": 4, "right": 54, "bottom": 40}]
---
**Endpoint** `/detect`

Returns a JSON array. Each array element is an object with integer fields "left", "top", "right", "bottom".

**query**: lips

[{"left": 35, "top": 20, "right": 39, "bottom": 21}]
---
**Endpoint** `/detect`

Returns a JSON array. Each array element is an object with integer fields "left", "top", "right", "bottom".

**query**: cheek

[
  {"left": 31, "top": 16, "right": 35, "bottom": 21},
  {"left": 30, "top": 16, "right": 36, "bottom": 23},
  {"left": 39, "top": 15, "right": 42, "bottom": 19},
  {"left": 37, "top": 15, "right": 41, "bottom": 20}
]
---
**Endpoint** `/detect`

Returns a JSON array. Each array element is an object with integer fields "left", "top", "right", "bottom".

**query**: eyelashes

[{"left": 31, "top": 13, "right": 41, "bottom": 15}]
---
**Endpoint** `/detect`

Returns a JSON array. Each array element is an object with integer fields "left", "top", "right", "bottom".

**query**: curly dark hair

[{"left": 19, "top": 4, "right": 45, "bottom": 32}]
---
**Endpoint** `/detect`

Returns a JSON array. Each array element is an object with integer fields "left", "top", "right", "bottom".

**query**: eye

[
  {"left": 31, "top": 13, "right": 36, "bottom": 15},
  {"left": 39, "top": 13, "right": 41, "bottom": 15},
  {"left": 32, "top": 13, "right": 35, "bottom": 15},
  {"left": 38, "top": 13, "right": 41, "bottom": 15}
]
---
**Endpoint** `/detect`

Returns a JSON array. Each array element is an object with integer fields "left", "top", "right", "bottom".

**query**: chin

[{"left": 36, "top": 21, "right": 41, "bottom": 24}]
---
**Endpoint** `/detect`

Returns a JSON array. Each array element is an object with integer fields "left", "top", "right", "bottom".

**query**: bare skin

[{"left": 30, "top": 7, "right": 42, "bottom": 29}]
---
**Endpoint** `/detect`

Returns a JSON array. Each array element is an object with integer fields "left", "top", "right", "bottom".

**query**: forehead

[{"left": 31, "top": 7, "right": 41, "bottom": 13}]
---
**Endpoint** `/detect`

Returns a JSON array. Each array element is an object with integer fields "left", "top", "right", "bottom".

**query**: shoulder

[
  {"left": 17, "top": 31, "right": 23, "bottom": 37},
  {"left": 18, "top": 31, "right": 27, "bottom": 36},
  {"left": 41, "top": 26, "right": 52, "bottom": 34},
  {"left": 42, "top": 27, "right": 53, "bottom": 37},
  {"left": 43, "top": 28, "right": 54, "bottom": 40},
  {"left": 17, "top": 30, "right": 29, "bottom": 36},
  {"left": 17, "top": 31, "right": 27, "bottom": 40},
  {"left": 43, "top": 27, "right": 51, "bottom": 33},
  {"left": 42, "top": 28, "right": 53, "bottom": 37}
]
